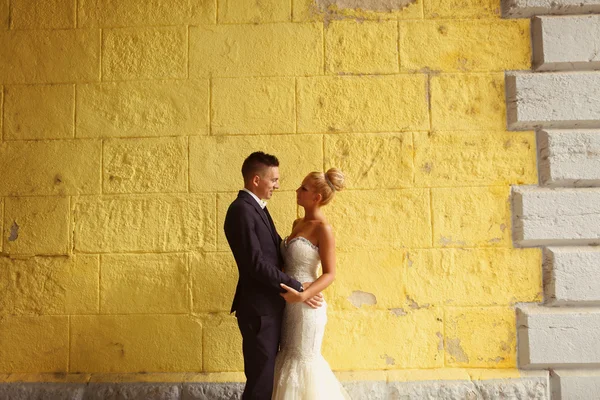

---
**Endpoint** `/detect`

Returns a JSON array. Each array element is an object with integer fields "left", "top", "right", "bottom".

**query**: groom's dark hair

[{"left": 242, "top": 151, "right": 279, "bottom": 182}]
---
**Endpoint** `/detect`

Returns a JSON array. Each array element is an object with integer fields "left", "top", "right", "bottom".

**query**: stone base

[{"left": 0, "top": 375, "right": 549, "bottom": 400}]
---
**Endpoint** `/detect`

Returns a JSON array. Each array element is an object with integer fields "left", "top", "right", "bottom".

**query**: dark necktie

[{"left": 263, "top": 206, "right": 276, "bottom": 236}]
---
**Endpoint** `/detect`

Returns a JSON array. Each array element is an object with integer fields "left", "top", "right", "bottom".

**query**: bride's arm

[{"left": 280, "top": 224, "right": 336, "bottom": 303}]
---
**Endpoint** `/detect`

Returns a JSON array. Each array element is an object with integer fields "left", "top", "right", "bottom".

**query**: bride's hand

[
  {"left": 279, "top": 283, "right": 306, "bottom": 303},
  {"left": 304, "top": 292, "right": 323, "bottom": 309}
]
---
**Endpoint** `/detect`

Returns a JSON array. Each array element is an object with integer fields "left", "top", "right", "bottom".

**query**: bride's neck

[{"left": 302, "top": 206, "right": 324, "bottom": 222}]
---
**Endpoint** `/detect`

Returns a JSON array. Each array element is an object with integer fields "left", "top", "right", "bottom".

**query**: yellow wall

[{"left": 0, "top": 0, "right": 540, "bottom": 377}]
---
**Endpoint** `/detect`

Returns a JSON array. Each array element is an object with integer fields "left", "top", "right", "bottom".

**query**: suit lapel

[{"left": 238, "top": 191, "right": 278, "bottom": 245}]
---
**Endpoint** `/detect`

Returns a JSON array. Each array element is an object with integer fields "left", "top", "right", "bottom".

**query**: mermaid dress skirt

[{"left": 272, "top": 237, "right": 350, "bottom": 400}]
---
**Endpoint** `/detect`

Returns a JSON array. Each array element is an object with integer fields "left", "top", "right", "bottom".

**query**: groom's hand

[
  {"left": 279, "top": 283, "right": 305, "bottom": 303},
  {"left": 279, "top": 283, "right": 324, "bottom": 309}
]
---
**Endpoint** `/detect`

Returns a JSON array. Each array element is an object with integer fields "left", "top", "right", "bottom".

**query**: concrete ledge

[
  {"left": 551, "top": 369, "right": 600, "bottom": 400},
  {"left": 387, "top": 375, "right": 549, "bottom": 399},
  {"left": 544, "top": 247, "right": 600, "bottom": 305},
  {"left": 0, "top": 373, "right": 550, "bottom": 400},
  {"left": 502, "top": 0, "right": 600, "bottom": 18},
  {"left": 85, "top": 383, "right": 182, "bottom": 400},
  {"left": 512, "top": 186, "right": 600, "bottom": 246},
  {"left": 532, "top": 15, "right": 600, "bottom": 71},
  {"left": 537, "top": 130, "right": 600, "bottom": 188},
  {"left": 0, "top": 383, "right": 86, "bottom": 400},
  {"left": 517, "top": 305, "right": 600, "bottom": 369},
  {"left": 506, "top": 72, "right": 600, "bottom": 130}
]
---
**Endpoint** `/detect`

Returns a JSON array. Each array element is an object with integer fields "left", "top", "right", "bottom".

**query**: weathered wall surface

[
  {"left": 0, "top": 0, "right": 546, "bottom": 396},
  {"left": 505, "top": 0, "right": 600, "bottom": 398}
]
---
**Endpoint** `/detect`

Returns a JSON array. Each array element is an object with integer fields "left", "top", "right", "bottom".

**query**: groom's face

[{"left": 256, "top": 166, "right": 280, "bottom": 200}]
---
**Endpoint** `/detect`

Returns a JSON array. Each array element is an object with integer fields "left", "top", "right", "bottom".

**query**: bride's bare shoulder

[{"left": 315, "top": 221, "right": 333, "bottom": 235}]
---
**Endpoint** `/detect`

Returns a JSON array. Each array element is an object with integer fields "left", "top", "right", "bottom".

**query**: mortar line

[
  {"left": 291, "top": 0, "right": 295, "bottom": 21},
  {"left": 0, "top": 184, "right": 515, "bottom": 199},
  {"left": 66, "top": 246, "right": 519, "bottom": 255},
  {"left": 186, "top": 25, "right": 190, "bottom": 79},
  {"left": 208, "top": 78, "right": 213, "bottom": 136},
  {"left": 187, "top": 252, "right": 193, "bottom": 314},
  {"left": 187, "top": 136, "right": 191, "bottom": 193},
  {"left": 67, "top": 315, "right": 71, "bottom": 372},
  {"left": 321, "top": 19, "right": 326, "bottom": 75},
  {"left": 426, "top": 73, "right": 432, "bottom": 132},
  {"left": 429, "top": 188, "right": 434, "bottom": 248},
  {"left": 534, "top": 128, "right": 542, "bottom": 187},
  {"left": 72, "top": 84, "right": 77, "bottom": 138},
  {"left": 411, "top": 131, "right": 415, "bottom": 186},
  {"left": 442, "top": 307, "right": 447, "bottom": 367},
  {"left": 1, "top": 85, "right": 4, "bottom": 142},
  {"left": 74, "top": 0, "right": 78, "bottom": 28},
  {"left": 215, "top": 192, "right": 219, "bottom": 252},
  {"left": 215, "top": 0, "right": 219, "bottom": 23},
  {"left": 68, "top": 195, "right": 73, "bottom": 256},
  {"left": 101, "top": 139, "right": 105, "bottom": 194},
  {"left": 1, "top": 197, "right": 4, "bottom": 254},
  {"left": 99, "top": 29, "right": 103, "bottom": 82},
  {"left": 25, "top": 304, "right": 521, "bottom": 317},
  {"left": 294, "top": 77, "right": 298, "bottom": 134},
  {"left": 7, "top": 0, "right": 12, "bottom": 29},
  {"left": 24, "top": 71, "right": 509, "bottom": 85},
  {"left": 397, "top": 19, "right": 401, "bottom": 72},
  {"left": 322, "top": 133, "right": 325, "bottom": 172},
  {"left": 98, "top": 254, "right": 102, "bottom": 313},
  {"left": 3, "top": 18, "right": 510, "bottom": 30}
]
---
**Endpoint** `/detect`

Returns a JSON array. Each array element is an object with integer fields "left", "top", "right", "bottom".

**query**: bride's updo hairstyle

[{"left": 308, "top": 168, "right": 345, "bottom": 206}]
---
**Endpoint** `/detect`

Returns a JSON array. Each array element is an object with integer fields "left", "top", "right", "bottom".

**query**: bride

[{"left": 273, "top": 168, "right": 350, "bottom": 400}]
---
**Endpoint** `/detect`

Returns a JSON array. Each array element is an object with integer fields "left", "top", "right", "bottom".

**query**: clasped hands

[{"left": 280, "top": 282, "right": 323, "bottom": 309}]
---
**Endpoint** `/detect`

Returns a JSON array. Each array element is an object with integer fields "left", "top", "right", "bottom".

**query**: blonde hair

[{"left": 307, "top": 168, "right": 345, "bottom": 206}]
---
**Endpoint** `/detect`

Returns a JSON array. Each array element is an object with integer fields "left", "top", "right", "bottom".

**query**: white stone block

[
  {"left": 518, "top": 305, "right": 600, "bottom": 368},
  {"left": 551, "top": 369, "right": 600, "bottom": 400},
  {"left": 537, "top": 130, "right": 600, "bottom": 187},
  {"left": 502, "top": 0, "right": 600, "bottom": 18},
  {"left": 544, "top": 247, "right": 600, "bottom": 305},
  {"left": 506, "top": 72, "right": 600, "bottom": 130},
  {"left": 532, "top": 15, "right": 600, "bottom": 71},
  {"left": 512, "top": 186, "right": 600, "bottom": 246}
]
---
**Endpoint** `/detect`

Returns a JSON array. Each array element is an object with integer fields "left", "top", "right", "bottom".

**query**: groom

[{"left": 224, "top": 152, "right": 319, "bottom": 400}]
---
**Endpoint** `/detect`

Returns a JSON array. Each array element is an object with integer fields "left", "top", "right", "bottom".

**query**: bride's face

[{"left": 296, "top": 177, "right": 319, "bottom": 207}]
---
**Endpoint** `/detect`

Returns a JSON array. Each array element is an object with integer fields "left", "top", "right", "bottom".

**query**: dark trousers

[{"left": 236, "top": 313, "right": 282, "bottom": 400}]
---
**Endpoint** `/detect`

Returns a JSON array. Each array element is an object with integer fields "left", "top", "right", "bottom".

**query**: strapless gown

[{"left": 272, "top": 236, "right": 350, "bottom": 400}]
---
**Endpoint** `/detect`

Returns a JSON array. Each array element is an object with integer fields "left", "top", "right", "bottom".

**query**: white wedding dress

[{"left": 272, "top": 236, "right": 351, "bottom": 400}]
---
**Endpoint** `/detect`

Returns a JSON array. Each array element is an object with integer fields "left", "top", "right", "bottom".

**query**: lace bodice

[{"left": 282, "top": 236, "right": 321, "bottom": 283}]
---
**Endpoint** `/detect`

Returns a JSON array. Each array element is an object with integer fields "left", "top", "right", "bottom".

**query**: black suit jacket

[{"left": 224, "top": 190, "right": 302, "bottom": 317}]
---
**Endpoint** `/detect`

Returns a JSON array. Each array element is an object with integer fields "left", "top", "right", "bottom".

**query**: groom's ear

[{"left": 251, "top": 174, "right": 260, "bottom": 187}]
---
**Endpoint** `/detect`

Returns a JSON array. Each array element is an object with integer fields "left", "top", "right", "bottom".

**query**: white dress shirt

[{"left": 242, "top": 188, "right": 266, "bottom": 209}]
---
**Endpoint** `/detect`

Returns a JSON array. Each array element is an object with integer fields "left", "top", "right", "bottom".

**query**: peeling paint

[
  {"left": 347, "top": 290, "right": 377, "bottom": 308},
  {"left": 446, "top": 338, "right": 469, "bottom": 363},
  {"left": 439, "top": 236, "right": 467, "bottom": 246},
  {"left": 436, "top": 332, "right": 444, "bottom": 351},
  {"left": 380, "top": 353, "right": 396, "bottom": 365},
  {"left": 406, "top": 295, "right": 429, "bottom": 309},
  {"left": 389, "top": 308, "right": 407, "bottom": 316},
  {"left": 8, "top": 222, "right": 19, "bottom": 242},
  {"left": 317, "top": 0, "right": 416, "bottom": 12}
]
